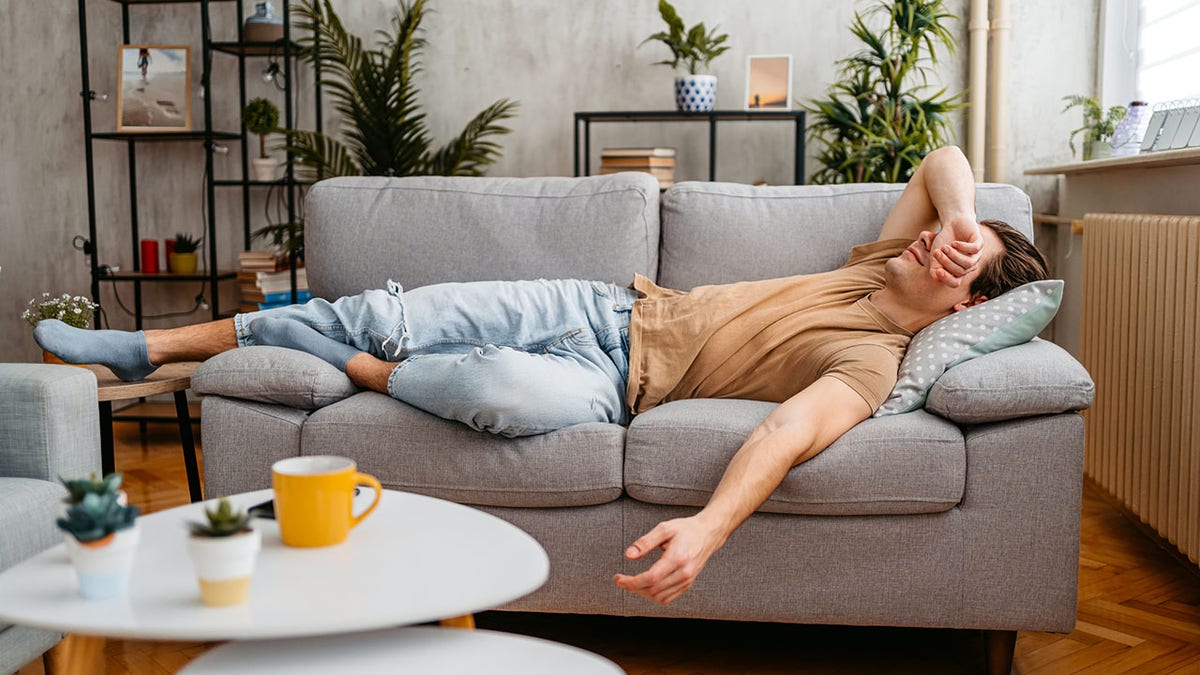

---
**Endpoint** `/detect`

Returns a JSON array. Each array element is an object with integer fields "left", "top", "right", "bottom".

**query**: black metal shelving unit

[
  {"left": 573, "top": 110, "right": 807, "bottom": 185},
  {"left": 76, "top": 0, "right": 320, "bottom": 328}
]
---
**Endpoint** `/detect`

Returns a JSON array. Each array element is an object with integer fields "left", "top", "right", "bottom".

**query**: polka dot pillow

[{"left": 874, "top": 280, "right": 1064, "bottom": 417}]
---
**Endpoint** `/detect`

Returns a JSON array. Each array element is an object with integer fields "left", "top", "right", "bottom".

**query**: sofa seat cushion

[
  {"left": 300, "top": 392, "right": 625, "bottom": 508},
  {"left": 625, "top": 400, "right": 965, "bottom": 516},
  {"left": 0, "top": 478, "right": 66, "bottom": 635}
]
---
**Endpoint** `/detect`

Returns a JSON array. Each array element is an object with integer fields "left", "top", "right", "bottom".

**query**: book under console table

[{"left": 573, "top": 110, "right": 807, "bottom": 185}]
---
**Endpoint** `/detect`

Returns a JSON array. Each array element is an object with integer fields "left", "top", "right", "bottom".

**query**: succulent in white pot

[
  {"left": 59, "top": 472, "right": 128, "bottom": 517},
  {"left": 56, "top": 486, "right": 141, "bottom": 600},
  {"left": 186, "top": 497, "right": 261, "bottom": 607},
  {"left": 641, "top": 0, "right": 730, "bottom": 112}
]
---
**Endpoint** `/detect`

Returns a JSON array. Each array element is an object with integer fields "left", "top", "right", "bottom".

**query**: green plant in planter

[
  {"left": 22, "top": 293, "right": 99, "bottom": 330},
  {"left": 807, "top": 0, "right": 963, "bottom": 184},
  {"left": 1062, "top": 95, "right": 1127, "bottom": 159},
  {"left": 173, "top": 233, "right": 202, "bottom": 254},
  {"left": 61, "top": 472, "right": 123, "bottom": 504},
  {"left": 57, "top": 492, "right": 140, "bottom": 544},
  {"left": 243, "top": 97, "right": 280, "bottom": 160},
  {"left": 188, "top": 497, "right": 253, "bottom": 537},
  {"left": 641, "top": 0, "right": 730, "bottom": 75},
  {"left": 256, "top": 0, "right": 519, "bottom": 256}
]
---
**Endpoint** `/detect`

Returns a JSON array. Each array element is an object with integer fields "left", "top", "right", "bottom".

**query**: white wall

[{"left": 0, "top": 0, "right": 1098, "bottom": 361}]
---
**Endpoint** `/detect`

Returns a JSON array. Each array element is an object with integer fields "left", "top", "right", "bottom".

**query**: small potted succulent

[
  {"left": 56, "top": 482, "right": 141, "bottom": 600},
  {"left": 169, "top": 232, "right": 202, "bottom": 275},
  {"left": 23, "top": 293, "right": 99, "bottom": 364},
  {"left": 1063, "top": 95, "right": 1128, "bottom": 161},
  {"left": 186, "top": 497, "right": 261, "bottom": 607},
  {"left": 243, "top": 97, "right": 281, "bottom": 181},
  {"left": 60, "top": 472, "right": 129, "bottom": 515},
  {"left": 641, "top": 0, "right": 730, "bottom": 112}
]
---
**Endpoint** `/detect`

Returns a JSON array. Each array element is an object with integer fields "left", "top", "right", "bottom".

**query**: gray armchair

[{"left": 0, "top": 364, "right": 99, "bottom": 674}]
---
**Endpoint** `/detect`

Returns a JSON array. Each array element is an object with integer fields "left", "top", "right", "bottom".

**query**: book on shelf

[
  {"left": 599, "top": 166, "right": 674, "bottom": 179},
  {"left": 599, "top": 155, "right": 676, "bottom": 168},
  {"left": 237, "top": 250, "right": 301, "bottom": 273},
  {"left": 600, "top": 147, "right": 676, "bottom": 158},
  {"left": 240, "top": 288, "right": 313, "bottom": 305}
]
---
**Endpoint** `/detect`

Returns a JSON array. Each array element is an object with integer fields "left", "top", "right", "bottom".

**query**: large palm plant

[
  {"left": 257, "top": 0, "right": 518, "bottom": 251},
  {"left": 806, "top": 0, "right": 962, "bottom": 184}
]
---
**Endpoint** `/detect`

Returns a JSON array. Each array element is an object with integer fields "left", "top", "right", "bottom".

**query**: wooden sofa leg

[{"left": 983, "top": 629, "right": 1017, "bottom": 675}]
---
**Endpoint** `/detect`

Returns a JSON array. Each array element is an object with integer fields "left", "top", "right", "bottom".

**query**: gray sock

[
  {"left": 33, "top": 319, "right": 157, "bottom": 382},
  {"left": 249, "top": 317, "right": 361, "bottom": 372}
]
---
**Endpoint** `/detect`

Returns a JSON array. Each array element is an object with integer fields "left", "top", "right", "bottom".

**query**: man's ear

[{"left": 952, "top": 294, "right": 988, "bottom": 313}]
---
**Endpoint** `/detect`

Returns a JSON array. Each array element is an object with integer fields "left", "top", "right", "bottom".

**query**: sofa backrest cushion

[
  {"left": 657, "top": 181, "right": 1034, "bottom": 290},
  {"left": 304, "top": 173, "right": 661, "bottom": 299}
]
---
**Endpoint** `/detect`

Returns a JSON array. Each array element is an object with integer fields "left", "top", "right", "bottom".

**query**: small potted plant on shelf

[
  {"left": 244, "top": 97, "right": 281, "bottom": 181},
  {"left": 170, "top": 233, "right": 202, "bottom": 275},
  {"left": 1063, "top": 95, "right": 1128, "bottom": 161},
  {"left": 186, "top": 497, "right": 261, "bottom": 607},
  {"left": 56, "top": 476, "right": 141, "bottom": 600},
  {"left": 22, "top": 293, "right": 99, "bottom": 365},
  {"left": 641, "top": 0, "right": 730, "bottom": 113}
]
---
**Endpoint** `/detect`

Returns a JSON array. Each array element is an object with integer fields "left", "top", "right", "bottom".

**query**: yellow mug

[{"left": 272, "top": 456, "right": 382, "bottom": 548}]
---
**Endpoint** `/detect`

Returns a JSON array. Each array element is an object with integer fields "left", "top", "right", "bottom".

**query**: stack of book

[
  {"left": 599, "top": 147, "right": 676, "bottom": 188},
  {"left": 237, "top": 251, "right": 311, "bottom": 312}
]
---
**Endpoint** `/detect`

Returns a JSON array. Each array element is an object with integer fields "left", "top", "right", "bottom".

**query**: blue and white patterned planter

[{"left": 675, "top": 75, "right": 717, "bottom": 113}]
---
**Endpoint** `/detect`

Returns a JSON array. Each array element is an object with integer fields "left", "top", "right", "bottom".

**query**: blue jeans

[{"left": 235, "top": 279, "right": 636, "bottom": 437}]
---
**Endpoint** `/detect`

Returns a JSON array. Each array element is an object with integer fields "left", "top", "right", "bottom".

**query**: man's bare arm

[
  {"left": 613, "top": 377, "right": 872, "bottom": 605},
  {"left": 877, "top": 146, "right": 982, "bottom": 287}
]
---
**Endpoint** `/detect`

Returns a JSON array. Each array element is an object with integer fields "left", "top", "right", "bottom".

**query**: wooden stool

[{"left": 88, "top": 363, "right": 203, "bottom": 502}]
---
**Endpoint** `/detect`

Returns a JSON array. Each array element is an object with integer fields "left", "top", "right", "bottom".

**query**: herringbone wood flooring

[{"left": 16, "top": 421, "right": 1200, "bottom": 674}]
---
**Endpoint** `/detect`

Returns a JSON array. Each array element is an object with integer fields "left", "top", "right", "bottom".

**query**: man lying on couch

[{"left": 36, "top": 146, "right": 1047, "bottom": 606}]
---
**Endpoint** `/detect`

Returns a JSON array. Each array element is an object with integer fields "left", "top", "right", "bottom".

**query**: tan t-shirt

[{"left": 626, "top": 238, "right": 913, "bottom": 414}]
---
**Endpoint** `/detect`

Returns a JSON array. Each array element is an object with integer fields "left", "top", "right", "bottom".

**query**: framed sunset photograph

[
  {"left": 116, "top": 45, "right": 191, "bottom": 132},
  {"left": 744, "top": 54, "right": 792, "bottom": 111}
]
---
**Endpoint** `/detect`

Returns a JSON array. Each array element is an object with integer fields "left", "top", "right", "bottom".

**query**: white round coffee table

[
  {"left": 179, "top": 626, "right": 624, "bottom": 674},
  {"left": 0, "top": 489, "right": 548, "bottom": 672}
]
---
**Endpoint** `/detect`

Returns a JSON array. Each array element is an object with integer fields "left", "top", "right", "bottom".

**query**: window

[{"left": 1101, "top": 0, "right": 1200, "bottom": 105}]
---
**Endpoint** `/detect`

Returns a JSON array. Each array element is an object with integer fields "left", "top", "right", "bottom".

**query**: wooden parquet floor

[{"left": 16, "top": 421, "right": 1200, "bottom": 674}]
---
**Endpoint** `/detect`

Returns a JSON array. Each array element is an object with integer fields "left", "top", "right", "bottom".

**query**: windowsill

[{"left": 1024, "top": 146, "right": 1200, "bottom": 176}]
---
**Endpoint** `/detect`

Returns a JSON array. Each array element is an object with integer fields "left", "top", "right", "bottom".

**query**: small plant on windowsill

[
  {"left": 1062, "top": 95, "right": 1127, "bottom": 161},
  {"left": 186, "top": 497, "right": 262, "bottom": 606}
]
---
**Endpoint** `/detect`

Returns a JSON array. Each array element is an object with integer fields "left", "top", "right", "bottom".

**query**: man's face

[{"left": 884, "top": 225, "right": 1002, "bottom": 312}]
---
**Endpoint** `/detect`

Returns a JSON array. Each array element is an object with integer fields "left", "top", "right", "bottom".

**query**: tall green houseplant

[
  {"left": 259, "top": 0, "right": 519, "bottom": 252},
  {"left": 807, "top": 0, "right": 962, "bottom": 184}
]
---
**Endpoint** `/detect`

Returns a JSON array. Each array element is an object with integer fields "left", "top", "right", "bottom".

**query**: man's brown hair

[{"left": 970, "top": 219, "right": 1050, "bottom": 300}]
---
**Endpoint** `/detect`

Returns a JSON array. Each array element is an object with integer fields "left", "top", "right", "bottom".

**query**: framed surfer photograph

[
  {"left": 744, "top": 54, "right": 792, "bottom": 111},
  {"left": 116, "top": 45, "right": 192, "bottom": 132}
]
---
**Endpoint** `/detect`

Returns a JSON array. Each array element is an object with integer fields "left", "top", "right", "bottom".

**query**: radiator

[{"left": 1082, "top": 212, "right": 1200, "bottom": 565}]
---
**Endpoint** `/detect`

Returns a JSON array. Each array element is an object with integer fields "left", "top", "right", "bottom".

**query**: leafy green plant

[
  {"left": 61, "top": 472, "right": 122, "bottom": 504},
  {"left": 57, "top": 492, "right": 140, "bottom": 543},
  {"left": 806, "top": 0, "right": 963, "bottom": 184},
  {"left": 641, "top": 0, "right": 730, "bottom": 75},
  {"left": 243, "top": 97, "right": 280, "bottom": 159},
  {"left": 173, "top": 232, "right": 202, "bottom": 254},
  {"left": 188, "top": 497, "right": 253, "bottom": 538},
  {"left": 1062, "top": 95, "right": 1127, "bottom": 157},
  {"left": 22, "top": 293, "right": 99, "bottom": 330},
  {"left": 254, "top": 0, "right": 519, "bottom": 255}
]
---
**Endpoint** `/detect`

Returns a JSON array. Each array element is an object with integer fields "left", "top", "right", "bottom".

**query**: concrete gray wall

[{"left": 1, "top": 0, "right": 1099, "bottom": 361}]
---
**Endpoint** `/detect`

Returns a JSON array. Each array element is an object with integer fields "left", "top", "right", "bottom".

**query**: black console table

[{"left": 573, "top": 110, "right": 807, "bottom": 185}]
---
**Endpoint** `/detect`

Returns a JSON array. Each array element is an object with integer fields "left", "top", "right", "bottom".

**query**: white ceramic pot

[
  {"left": 64, "top": 524, "right": 140, "bottom": 600},
  {"left": 251, "top": 158, "right": 279, "bottom": 182},
  {"left": 674, "top": 74, "right": 717, "bottom": 113},
  {"left": 187, "top": 527, "right": 262, "bottom": 607}
]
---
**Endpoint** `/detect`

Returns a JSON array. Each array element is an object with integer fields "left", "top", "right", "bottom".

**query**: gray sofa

[
  {"left": 195, "top": 174, "right": 1094, "bottom": 650},
  {"left": 0, "top": 364, "right": 100, "bottom": 673}
]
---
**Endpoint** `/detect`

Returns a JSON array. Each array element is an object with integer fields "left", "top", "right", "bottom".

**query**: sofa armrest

[
  {"left": 0, "top": 364, "right": 100, "bottom": 482},
  {"left": 925, "top": 339, "right": 1094, "bottom": 424},
  {"left": 192, "top": 346, "right": 359, "bottom": 410}
]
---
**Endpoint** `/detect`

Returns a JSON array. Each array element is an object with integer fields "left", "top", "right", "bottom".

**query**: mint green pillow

[{"left": 874, "top": 280, "right": 1064, "bottom": 417}]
